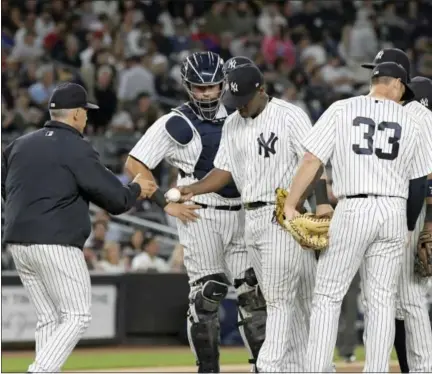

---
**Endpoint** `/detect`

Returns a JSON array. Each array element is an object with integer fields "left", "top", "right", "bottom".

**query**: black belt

[
  {"left": 196, "top": 203, "right": 242, "bottom": 211},
  {"left": 179, "top": 170, "right": 193, "bottom": 178},
  {"left": 346, "top": 194, "right": 399, "bottom": 199},
  {"left": 244, "top": 201, "right": 274, "bottom": 210}
]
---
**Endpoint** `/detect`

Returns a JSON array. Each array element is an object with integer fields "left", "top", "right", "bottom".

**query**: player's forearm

[
  {"left": 425, "top": 174, "right": 432, "bottom": 230},
  {"left": 125, "top": 156, "right": 157, "bottom": 182},
  {"left": 189, "top": 168, "right": 233, "bottom": 196},
  {"left": 296, "top": 165, "right": 324, "bottom": 209},
  {"left": 125, "top": 156, "right": 167, "bottom": 207},
  {"left": 285, "top": 152, "right": 323, "bottom": 208}
]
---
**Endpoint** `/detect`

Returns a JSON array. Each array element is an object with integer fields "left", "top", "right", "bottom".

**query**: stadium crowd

[{"left": 1, "top": 0, "right": 431, "bottom": 273}]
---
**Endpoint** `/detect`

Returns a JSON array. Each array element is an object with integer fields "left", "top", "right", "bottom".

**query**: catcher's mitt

[
  {"left": 414, "top": 230, "right": 432, "bottom": 277},
  {"left": 274, "top": 188, "right": 331, "bottom": 250}
]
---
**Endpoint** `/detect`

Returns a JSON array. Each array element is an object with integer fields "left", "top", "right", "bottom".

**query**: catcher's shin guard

[
  {"left": 234, "top": 268, "right": 267, "bottom": 372},
  {"left": 187, "top": 274, "right": 229, "bottom": 373},
  {"left": 394, "top": 319, "right": 409, "bottom": 373}
]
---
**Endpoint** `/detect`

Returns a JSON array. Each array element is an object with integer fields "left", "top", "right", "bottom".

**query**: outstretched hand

[{"left": 164, "top": 202, "right": 201, "bottom": 223}]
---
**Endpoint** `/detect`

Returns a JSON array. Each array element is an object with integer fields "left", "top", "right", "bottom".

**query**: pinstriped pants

[
  {"left": 245, "top": 205, "right": 308, "bottom": 372},
  {"left": 306, "top": 197, "right": 407, "bottom": 372},
  {"left": 176, "top": 207, "right": 250, "bottom": 292},
  {"left": 8, "top": 244, "right": 92, "bottom": 373},
  {"left": 394, "top": 205, "right": 432, "bottom": 372}
]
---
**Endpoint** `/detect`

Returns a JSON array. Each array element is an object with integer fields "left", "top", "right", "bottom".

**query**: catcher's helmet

[
  {"left": 222, "top": 56, "right": 254, "bottom": 75},
  {"left": 180, "top": 51, "right": 225, "bottom": 121}
]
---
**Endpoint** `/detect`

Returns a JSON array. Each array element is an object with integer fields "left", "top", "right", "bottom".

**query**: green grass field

[{"left": 1, "top": 346, "right": 398, "bottom": 373}]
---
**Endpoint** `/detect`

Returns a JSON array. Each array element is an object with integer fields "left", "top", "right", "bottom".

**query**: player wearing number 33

[
  {"left": 361, "top": 48, "right": 432, "bottom": 373},
  {"left": 284, "top": 62, "right": 432, "bottom": 372}
]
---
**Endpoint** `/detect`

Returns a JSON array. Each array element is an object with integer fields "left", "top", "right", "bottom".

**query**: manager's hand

[{"left": 132, "top": 174, "right": 157, "bottom": 198}]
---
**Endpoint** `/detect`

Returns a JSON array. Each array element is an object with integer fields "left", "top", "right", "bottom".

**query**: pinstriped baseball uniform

[
  {"left": 129, "top": 103, "right": 250, "bottom": 289},
  {"left": 394, "top": 100, "right": 432, "bottom": 371},
  {"left": 214, "top": 97, "right": 315, "bottom": 372},
  {"left": 8, "top": 244, "right": 91, "bottom": 372},
  {"left": 301, "top": 96, "right": 432, "bottom": 372}
]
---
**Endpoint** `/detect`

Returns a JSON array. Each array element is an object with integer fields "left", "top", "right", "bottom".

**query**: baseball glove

[
  {"left": 274, "top": 188, "right": 331, "bottom": 250},
  {"left": 414, "top": 230, "right": 432, "bottom": 277}
]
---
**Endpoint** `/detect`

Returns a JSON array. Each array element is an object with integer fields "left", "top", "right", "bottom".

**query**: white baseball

[{"left": 165, "top": 188, "right": 181, "bottom": 202}]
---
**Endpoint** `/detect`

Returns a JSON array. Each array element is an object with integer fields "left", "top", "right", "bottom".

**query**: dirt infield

[{"left": 74, "top": 361, "right": 401, "bottom": 373}]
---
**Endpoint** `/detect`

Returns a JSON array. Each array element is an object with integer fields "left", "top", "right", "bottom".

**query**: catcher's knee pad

[
  {"left": 235, "top": 268, "right": 267, "bottom": 366},
  {"left": 188, "top": 273, "right": 230, "bottom": 373}
]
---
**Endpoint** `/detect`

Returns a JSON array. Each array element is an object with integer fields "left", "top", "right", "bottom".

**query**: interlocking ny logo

[
  {"left": 230, "top": 82, "right": 238, "bottom": 92},
  {"left": 228, "top": 59, "right": 236, "bottom": 69},
  {"left": 257, "top": 132, "right": 278, "bottom": 158},
  {"left": 420, "top": 98, "right": 429, "bottom": 107},
  {"left": 375, "top": 50, "right": 384, "bottom": 60}
]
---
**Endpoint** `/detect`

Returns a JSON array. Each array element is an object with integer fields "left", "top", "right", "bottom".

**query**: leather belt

[
  {"left": 244, "top": 201, "right": 274, "bottom": 210},
  {"left": 196, "top": 203, "right": 242, "bottom": 211},
  {"left": 346, "top": 194, "right": 399, "bottom": 199}
]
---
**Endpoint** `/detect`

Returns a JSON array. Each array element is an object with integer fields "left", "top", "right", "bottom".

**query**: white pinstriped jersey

[
  {"left": 129, "top": 104, "right": 241, "bottom": 206},
  {"left": 404, "top": 100, "right": 432, "bottom": 138},
  {"left": 303, "top": 96, "right": 432, "bottom": 199},
  {"left": 214, "top": 97, "right": 312, "bottom": 203}
]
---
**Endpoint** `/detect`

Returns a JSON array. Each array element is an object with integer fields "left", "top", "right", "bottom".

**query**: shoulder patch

[{"left": 165, "top": 115, "right": 194, "bottom": 146}]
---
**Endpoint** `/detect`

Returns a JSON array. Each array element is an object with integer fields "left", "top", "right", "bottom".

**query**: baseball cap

[
  {"left": 48, "top": 83, "right": 99, "bottom": 110},
  {"left": 223, "top": 56, "right": 254, "bottom": 75},
  {"left": 371, "top": 62, "right": 415, "bottom": 100},
  {"left": 409, "top": 76, "right": 432, "bottom": 109},
  {"left": 362, "top": 48, "right": 411, "bottom": 82},
  {"left": 222, "top": 64, "right": 264, "bottom": 108}
]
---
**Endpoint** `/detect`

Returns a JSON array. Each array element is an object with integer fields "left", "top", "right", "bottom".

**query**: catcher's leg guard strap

[
  {"left": 188, "top": 273, "right": 229, "bottom": 373},
  {"left": 235, "top": 269, "right": 267, "bottom": 366}
]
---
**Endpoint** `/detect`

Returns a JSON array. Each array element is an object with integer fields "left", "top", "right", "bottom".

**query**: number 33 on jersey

[{"left": 302, "top": 96, "right": 432, "bottom": 199}]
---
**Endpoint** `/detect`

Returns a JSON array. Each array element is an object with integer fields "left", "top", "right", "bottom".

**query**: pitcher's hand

[
  {"left": 132, "top": 174, "right": 157, "bottom": 198},
  {"left": 283, "top": 205, "right": 300, "bottom": 221},
  {"left": 164, "top": 202, "right": 201, "bottom": 223},
  {"left": 177, "top": 186, "right": 195, "bottom": 202}
]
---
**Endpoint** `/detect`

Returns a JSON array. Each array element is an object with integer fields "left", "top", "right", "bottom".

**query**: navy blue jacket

[{"left": 1, "top": 121, "right": 141, "bottom": 248}]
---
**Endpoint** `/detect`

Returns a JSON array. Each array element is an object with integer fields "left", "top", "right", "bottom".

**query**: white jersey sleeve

[
  {"left": 410, "top": 116, "right": 432, "bottom": 179},
  {"left": 129, "top": 115, "right": 176, "bottom": 170},
  {"left": 302, "top": 102, "right": 340, "bottom": 164},
  {"left": 289, "top": 106, "right": 313, "bottom": 161},
  {"left": 214, "top": 124, "right": 232, "bottom": 172}
]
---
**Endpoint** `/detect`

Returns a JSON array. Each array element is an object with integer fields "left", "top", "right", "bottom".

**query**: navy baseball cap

[
  {"left": 362, "top": 48, "right": 411, "bottom": 82},
  {"left": 223, "top": 56, "right": 254, "bottom": 75},
  {"left": 409, "top": 76, "right": 432, "bottom": 110},
  {"left": 222, "top": 64, "right": 264, "bottom": 108},
  {"left": 371, "top": 62, "right": 415, "bottom": 100},
  {"left": 48, "top": 83, "right": 99, "bottom": 110}
]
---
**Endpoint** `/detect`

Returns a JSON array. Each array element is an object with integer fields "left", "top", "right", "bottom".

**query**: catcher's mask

[{"left": 180, "top": 51, "right": 225, "bottom": 121}]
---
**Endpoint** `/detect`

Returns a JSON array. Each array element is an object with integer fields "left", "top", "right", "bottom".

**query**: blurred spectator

[
  {"left": 28, "top": 64, "right": 56, "bottom": 107},
  {"left": 130, "top": 92, "right": 163, "bottom": 133},
  {"left": 58, "top": 34, "right": 82, "bottom": 68},
  {"left": 84, "top": 220, "right": 107, "bottom": 253},
  {"left": 117, "top": 55, "right": 155, "bottom": 107},
  {"left": 320, "top": 55, "right": 355, "bottom": 97},
  {"left": 83, "top": 247, "right": 98, "bottom": 270},
  {"left": 93, "top": 210, "right": 122, "bottom": 243},
  {"left": 10, "top": 29, "right": 43, "bottom": 62},
  {"left": 108, "top": 111, "right": 135, "bottom": 134},
  {"left": 170, "top": 19, "right": 193, "bottom": 53},
  {"left": 261, "top": 26, "right": 296, "bottom": 67},
  {"left": 257, "top": 3, "right": 287, "bottom": 37},
  {"left": 96, "top": 241, "right": 129, "bottom": 273},
  {"left": 169, "top": 243, "right": 186, "bottom": 273},
  {"left": 131, "top": 234, "right": 170, "bottom": 273},
  {"left": 87, "top": 65, "right": 118, "bottom": 132},
  {"left": 124, "top": 229, "right": 146, "bottom": 254}
]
